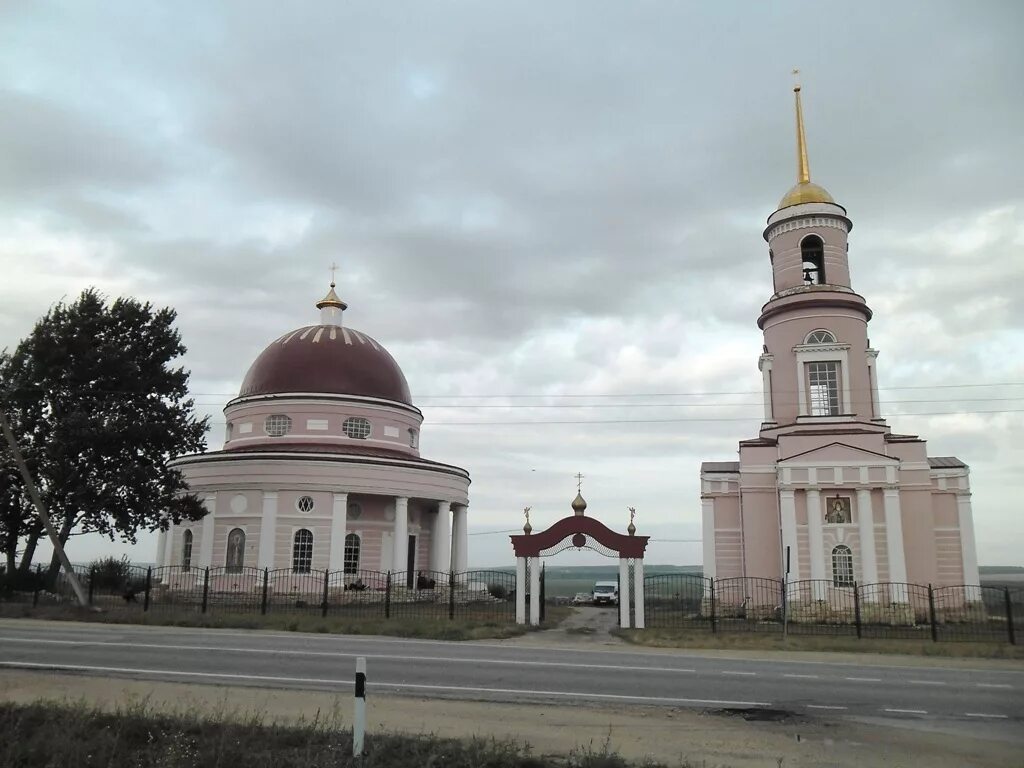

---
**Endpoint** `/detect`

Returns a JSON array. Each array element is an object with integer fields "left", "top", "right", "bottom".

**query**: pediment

[{"left": 779, "top": 441, "right": 897, "bottom": 465}]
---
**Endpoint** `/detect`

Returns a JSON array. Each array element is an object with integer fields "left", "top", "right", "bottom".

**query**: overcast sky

[{"left": 2, "top": 1, "right": 1022, "bottom": 568}]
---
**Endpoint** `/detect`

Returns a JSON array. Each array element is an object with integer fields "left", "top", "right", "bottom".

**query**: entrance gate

[{"left": 509, "top": 492, "right": 649, "bottom": 627}]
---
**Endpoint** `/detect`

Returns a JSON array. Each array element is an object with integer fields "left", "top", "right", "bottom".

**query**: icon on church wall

[
  {"left": 226, "top": 528, "right": 246, "bottom": 571},
  {"left": 825, "top": 497, "right": 851, "bottom": 525}
]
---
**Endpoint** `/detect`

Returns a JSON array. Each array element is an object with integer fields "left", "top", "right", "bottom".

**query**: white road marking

[
  {"left": 722, "top": 671, "right": 757, "bottom": 676},
  {"left": 807, "top": 705, "right": 847, "bottom": 710},
  {"left": 845, "top": 677, "right": 882, "bottom": 682},
  {"left": 964, "top": 713, "right": 1008, "bottom": 719},
  {"left": 883, "top": 708, "right": 927, "bottom": 715},
  {"left": 784, "top": 674, "right": 820, "bottom": 679},
  {"left": 908, "top": 680, "right": 946, "bottom": 686},
  {"left": 975, "top": 683, "right": 1012, "bottom": 689},
  {"left": 0, "top": 637, "right": 700, "bottom": 676},
  {"left": 0, "top": 661, "right": 772, "bottom": 708}
]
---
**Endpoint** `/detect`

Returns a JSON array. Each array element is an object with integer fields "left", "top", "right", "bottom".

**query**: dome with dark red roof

[{"left": 238, "top": 324, "right": 412, "bottom": 404}]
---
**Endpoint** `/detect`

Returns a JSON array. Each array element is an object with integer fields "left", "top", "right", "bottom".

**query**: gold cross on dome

[
  {"left": 791, "top": 68, "right": 801, "bottom": 90},
  {"left": 574, "top": 472, "right": 584, "bottom": 492},
  {"left": 329, "top": 262, "right": 339, "bottom": 286}
]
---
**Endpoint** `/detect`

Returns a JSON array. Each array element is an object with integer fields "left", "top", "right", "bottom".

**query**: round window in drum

[
  {"left": 343, "top": 417, "right": 371, "bottom": 439},
  {"left": 296, "top": 495, "right": 315, "bottom": 514}
]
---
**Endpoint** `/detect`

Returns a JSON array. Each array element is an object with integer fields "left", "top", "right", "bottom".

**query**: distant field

[{"left": 524, "top": 565, "right": 702, "bottom": 598}]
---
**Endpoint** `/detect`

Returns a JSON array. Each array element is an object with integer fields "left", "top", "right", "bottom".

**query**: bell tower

[{"left": 757, "top": 78, "right": 881, "bottom": 428}]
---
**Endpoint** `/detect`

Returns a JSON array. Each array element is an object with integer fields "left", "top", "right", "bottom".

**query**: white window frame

[
  {"left": 342, "top": 417, "right": 372, "bottom": 440},
  {"left": 292, "top": 528, "right": 314, "bottom": 573},
  {"left": 343, "top": 532, "right": 361, "bottom": 575},
  {"left": 794, "top": 342, "right": 851, "bottom": 416},
  {"left": 295, "top": 495, "right": 315, "bottom": 514},
  {"left": 265, "top": 414, "right": 293, "bottom": 437},
  {"left": 807, "top": 360, "right": 841, "bottom": 416},
  {"left": 832, "top": 544, "right": 854, "bottom": 587},
  {"left": 181, "top": 529, "right": 194, "bottom": 571}
]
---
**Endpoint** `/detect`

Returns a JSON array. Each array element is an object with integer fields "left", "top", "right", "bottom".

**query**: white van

[{"left": 592, "top": 581, "right": 619, "bottom": 606}]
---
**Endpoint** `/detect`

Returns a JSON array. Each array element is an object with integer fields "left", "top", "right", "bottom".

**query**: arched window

[
  {"left": 832, "top": 545, "right": 854, "bottom": 587},
  {"left": 182, "top": 529, "right": 193, "bottom": 571},
  {"left": 344, "top": 533, "right": 361, "bottom": 575},
  {"left": 805, "top": 329, "right": 836, "bottom": 345},
  {"left": 801, "top": 235, "right": 825, "bottom": 285},
  {"left": 226, "top": 528, "right": 245, "bottom": 572},
  {"left": 292, "top": 529, "right": 313, "bottom": 573}
]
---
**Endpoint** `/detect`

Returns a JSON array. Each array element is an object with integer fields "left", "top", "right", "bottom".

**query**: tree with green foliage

[{"left": 0, "top": 288, "right": 208, "bottom": 576}]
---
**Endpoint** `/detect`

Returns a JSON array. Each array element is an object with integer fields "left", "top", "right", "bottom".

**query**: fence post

[
  {"left": 448, "top": 570, "right": 455, "bottom": 620},
  {"left": 540, "top": 563, "right": 546, "bottom": 624},
  {"left": 853, "top": 582, "right": 862, "bottom": 639},
  {"left": 780, "top": 578, "right": 788, "bottom": 639},
  {"left": 321, "top": 569, "right": 330, "bottom": 618},
  {"left": 261, "top": 568, "right": 269, "bottom": 615},
  {"left": 33, "top": 563, "right": 42, "bottom": 607},
  {"left": 1006, "top": 588, "right": 1016, "bottom": 646},
  {"left": 143, "top": 567, "right": 152, "bottom": 612},
  {"left": 927, "top": 584, "right": 938, "bottom": 642},
  {"left": 201, "top": 567, "right": 210, "bottom": 614},
  {"left": 87, "top": 565, "right": 95, "bottom": 606},
  {"left": 384, "top": 571, "right": 392, "bottom": 619},
  {"left": 709, "top": 579, "right": 717, "bottom": 634}
]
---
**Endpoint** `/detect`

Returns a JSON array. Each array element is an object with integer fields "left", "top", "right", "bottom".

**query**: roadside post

[
  {"left": 782, "top": 546, "right": 790, "bottom": 640},
  {"left": 353, "top": 656, "right": 367, "bottom": 757}
]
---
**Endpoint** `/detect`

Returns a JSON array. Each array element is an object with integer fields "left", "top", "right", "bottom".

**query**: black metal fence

[
  {"left": 644, "top": 573, "right": 1021, "bottom": 644},
  {"left": 3, "top": 564, "right": 518, "bottom": 624}
]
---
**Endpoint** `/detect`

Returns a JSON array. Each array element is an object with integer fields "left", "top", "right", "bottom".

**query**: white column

[
  {"left": 452, "top": 504, "right": 469, "bottom": 572},
  {"left": 633, "top": 559, "right": 645, "bottom": 629},
  {"left": 199, "top": 494, "right": 216, "bottom": 568},
  {"left": 759, "top": 354, "right": 774, "bottom": 422},
  {"left": 431, "top": 501, "right": 452, "bottom": 573},
  {"left": 701, "top": 498, "right": 716, "bottom": 596},
  {"left": 867, "top": 350, "right": 880, "bottom": 418},
  {"left": 328, "top": 492, "right": 348, "bottom": 572},
  {"left": 392, "top": 497, "right": 409, "bottom": 576},
  {"left": 528, "top": 556, "right": 540, "bottom": 626},
  {"left": 805, "top": 488, "right": 826, "bottom": 598},
  {"left": 160, "top": 526, "right": 173, "bottom": 569},
  {"left": 856, "top": 488, "right": 878, "bottom": 588},
  {"left": 957, "top": 493, "right": 981, "bottom": 597},
  {"left": 779, "top": 489, "right": 800, "bottom": 598},
  {"left": 883, "top": 488, "right": 909, "bottom": 601},
  {"left": 256, "top": 491, "right": 278, "bottom": 569},
  {"left": 618, "top": 558, "right": 631, "bottom": 628},
  {"left": 515, "top": 557, "right": 527, "bottom": 624}
]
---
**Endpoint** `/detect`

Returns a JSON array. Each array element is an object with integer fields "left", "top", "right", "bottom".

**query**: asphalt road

[{"left": 0, "top": 620, "right": 1021, "bottom": 740}]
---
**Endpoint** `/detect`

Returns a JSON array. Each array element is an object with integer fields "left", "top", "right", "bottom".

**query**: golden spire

[
  {"left": 316, "top": 262, "right": 348, "bottom": 311},
  {"left": 793, "top": 69, "right": 810, "bottom": 184}
]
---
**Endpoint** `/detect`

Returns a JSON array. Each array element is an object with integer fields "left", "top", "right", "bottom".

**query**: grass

[
  {"left": 0, "top": 701, "right": 695, "bottom": 768},
  {"left": 0, "top": 602, "right": 577, "bottom": 640},
  {"left": 613, "top": 626, "right": 1024, "bottom": 659}
]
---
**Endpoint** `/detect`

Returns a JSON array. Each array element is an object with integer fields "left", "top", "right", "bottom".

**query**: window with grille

[
  {"left": 296, "top": 495, "right": 315, "bottom": 513},
  {"left": 182, "top": 529, "right": 193, "bottom": 571},
  {"left": 343, "top": 417, "right": 371, "bottom": 439},
  {"left": 265, "top": 414, "right": 292, "bottom": 437},
  {"left": 807, "top": 361, "right": 840, "bottom": 416},
  {"left": 805, "top": 330, "right": 836, "bottom": 344},
  {"left": 832, "top": 545, "right": 854, "bottom": 587},
  {"left": 346, "top": 502, "right": 362, "bottom": 520},
  {"left": 344, "top": 533, "right": 361, "bottom": 575},
  {"left": 292, "top": 529, "right": 313, "bottom": 573}
]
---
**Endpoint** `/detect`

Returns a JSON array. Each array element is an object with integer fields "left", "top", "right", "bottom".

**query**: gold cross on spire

[
  {"left": 574, "top": 472, "right": 584, "bottom": 493},
  {"left": 791, "top": 67, "right": 801, "bottom": 90},
  {"left": 329, "top": 262, "right": 339, "bottom": 287}
]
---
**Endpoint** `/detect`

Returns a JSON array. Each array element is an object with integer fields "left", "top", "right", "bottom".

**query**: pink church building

[
  {"left": 161, "top": 282, "right": 471, "bottom": 585},
  {"left": 700, "top": 85, "right": 980, "bottom": 603}
]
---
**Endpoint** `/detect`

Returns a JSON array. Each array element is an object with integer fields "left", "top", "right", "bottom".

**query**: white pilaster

[
  {"left": 528, "top": 556, "right": 540, "bottom": 626},
  {"left": 866, "top": 350, "right": 881, "bottom": 418},
  {"left": 199, "top": 494, "right": 216, "bottom": 568},
  {"left": 256, "top": 491, "right": 278, "bottom": 569},
  {"left": 883, "top": 488, "right": 909, "bottom": 601},
  {"left": 805, "top": 488, "right": 826, "bottom": 598},
  {"left": 160, "top": 526, "right": 172, "bottom": 570},
  {"left": 957, "top": 492, "right": 981, "bottom": 594},
  {"left": 618, "top": 558, "right": 631, "bottom": 628},
  {"left": 515, "top": 557, "right": 527, "bottom": 624},
  {"left": 856, "top": 488, "right": 878, "bottom": 587},
  {"left": 632, "top": 559, "right": 645, "bottom": 629},
  {"left": 759, "top": 354, "right": 774, "bottom": 422},
  {"left": 779, "top": 489, "right": 800, "bottom": 598},
  {"left": 328, "top": 492, "right": 348, "bottom": 572},
  {"left": 392, "top": 497, "right": 409, "bottom": 575},
  {"left": 701, "top": 498, "right": 716, "bottom": 596},
  {"left": 452, "top": 504, "right": 469, "bottom": 572},
  {"left": 431, "top": 501, "right": 452, "bottom": 573}
]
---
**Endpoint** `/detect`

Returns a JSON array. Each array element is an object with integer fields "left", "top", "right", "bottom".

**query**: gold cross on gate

[{"left": 574, "top": 472, "right": 584, "bottom": 492}]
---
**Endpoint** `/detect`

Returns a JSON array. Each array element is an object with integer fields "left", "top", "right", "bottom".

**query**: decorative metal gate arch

[{"left": 509, "top": 493, "right": 649, "bottom": 627}]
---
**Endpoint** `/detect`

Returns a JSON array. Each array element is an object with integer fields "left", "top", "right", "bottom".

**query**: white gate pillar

[
  {"left": 515, "top": 557, "right": 527, "bottom": 624},
  {"left": 528, "top": 557, "right": 541, "bottom": 626},
  {"left": 633, "top": 559, "right": 645, "bottom": 629},
  {"left": 618, "top": 558, "right": 631, "bottom": 628}
]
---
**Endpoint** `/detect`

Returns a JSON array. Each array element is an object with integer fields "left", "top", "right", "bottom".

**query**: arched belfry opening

[
  {"left": 801, "top": 234, "right": 825, "bottom": 285},
  {"left": 510, "top": 484, "right": 649, "bottom": 628}
]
